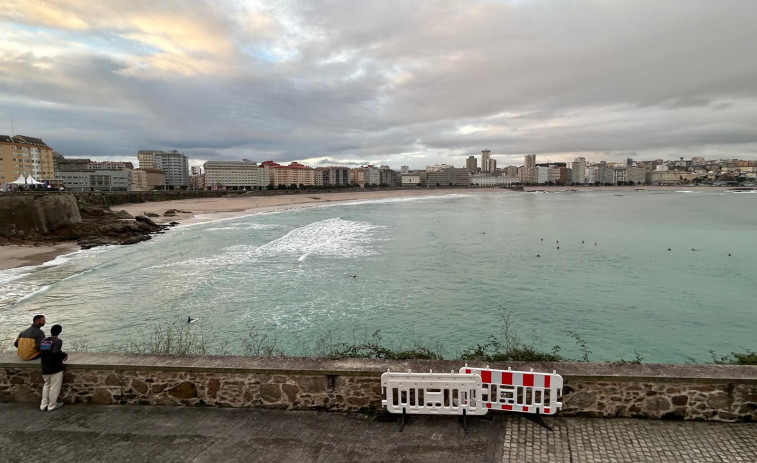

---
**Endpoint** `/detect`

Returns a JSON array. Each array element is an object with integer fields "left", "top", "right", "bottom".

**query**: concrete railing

[{"left": 1, "top": 353, "right": 755, "bottom": 421}]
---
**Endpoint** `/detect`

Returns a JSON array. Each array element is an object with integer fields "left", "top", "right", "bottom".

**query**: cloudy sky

[{"left": 2, "top": 0, "right": 756, "bottom": 169}]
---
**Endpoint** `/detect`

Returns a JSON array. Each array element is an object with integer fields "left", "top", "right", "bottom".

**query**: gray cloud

[{"left": 1, "top": 0, "right": 757, "bottom": 168}]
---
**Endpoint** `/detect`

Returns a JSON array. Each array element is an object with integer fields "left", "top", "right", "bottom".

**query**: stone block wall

[
  {"left": 562, "top": 380, "right": 757, "bottom": 421},
  {"left": 1, "top": 354, "right": 755, "bottom": 421}
]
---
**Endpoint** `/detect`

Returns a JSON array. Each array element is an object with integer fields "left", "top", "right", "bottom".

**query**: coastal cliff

[{"left": 0, "top": 193, "right": 81, "bottom": 237}]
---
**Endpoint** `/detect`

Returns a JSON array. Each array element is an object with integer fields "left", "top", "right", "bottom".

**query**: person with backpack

[
  {"left": 14, "top": 314, "right": 46, "bottom": 360},
  {"left": 40, "top": 324, "right": 68, "bottom": 411}
]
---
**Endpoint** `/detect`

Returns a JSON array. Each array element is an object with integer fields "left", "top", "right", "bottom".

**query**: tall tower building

[
  {"left": 524, "top": 154, "right": 536, "bottom": 169},
  {"left": 571, "top": 157, "right": 586, "bottom": 184},
  {"left": 481, "top": 150, "right": 491, "bottom": 173},
  {"left": 466, "top": 156, "right": 477, "bottom": 172}
]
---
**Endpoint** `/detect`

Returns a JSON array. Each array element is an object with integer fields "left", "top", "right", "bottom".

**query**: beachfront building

[
  {"left": 470, "top": 173, "right": 514, "bottom": 186},
  {"left": 131, "top": 168, "right": 166, "bottom": 191},
  {"left": 571, "top": 157, "right": 586, "bottom": 184},
  {"left": 0, "top": 135, "right": 55, "bottom": 188},
  {"left": 203, "top": 160, "right": 267, "bottom": 190},
  {"left": 425, "top": 164, "right": 470, "bottom": 186},
  {"left": 521, "top": 154, "right": 537, "bottom": 184},
  {"left": 259, "top": 161, "right": 315, "bottom": 187},
  {"left": 87, "top": 161, "right": 134, "bottom": 170},
  {"left": 400, "top": 174, "right": 421, "bottom": 187},
  {"left": 350, "top": 166, "right": 381, "bottom": 187},
  {"left": 647, "top": 170, "right": 681, "bottom": 185},
  {"left": 379, "top": 166, "right": 399, "bottom": 187},
  {"left": 466, "top": 156, "right": 477, "bottom": 172},
  {"left": 314, "top": 167, "right": 350, "bottom": 186},
  {"left": 137, "top": 150, "right": 189, "bottom": 188},
  {"left": 58, "top": 169, "right": 131, "bottom": 191}
]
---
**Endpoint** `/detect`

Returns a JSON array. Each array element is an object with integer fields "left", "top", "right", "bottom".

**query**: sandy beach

[
  {"left": 0, "top": 242, "right": 80, "bottom": 271},
  {"left": 0, "top": 185, "right": 738, "bottom": 271},
  {"left": 116, "top": 188, "right": 506, "bottom": 225}
]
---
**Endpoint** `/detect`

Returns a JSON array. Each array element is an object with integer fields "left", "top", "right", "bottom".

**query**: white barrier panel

[
  {"left": 459, "top": 367, "right": 563, "bottom": 415},
  {"left": 381, "top": 371, "right": 488, "bottom": 416}
]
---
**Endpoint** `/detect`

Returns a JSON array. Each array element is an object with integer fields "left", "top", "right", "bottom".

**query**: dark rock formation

[
  {"left": 1, "top": 193, "right": 173, "bottom": 250},
  {"left": 0, "top": 193, "right": 82, "bottom": 238},
  {"left": 49, "top": 207, "right": 167, "bottom": 249}
]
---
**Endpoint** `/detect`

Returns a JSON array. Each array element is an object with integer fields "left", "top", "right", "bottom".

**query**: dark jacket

[
  {"left": 40, "top": 337, "right": 67, "bottom": 375},
  {"left": 14, "top": 324, "right": 45, "bottom": 360}
]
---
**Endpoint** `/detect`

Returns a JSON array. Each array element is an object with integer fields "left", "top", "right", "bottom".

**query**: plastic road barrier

[
  {"left": 381, "top": 371, "right": 488, "bottom": 416},
  {"left": 459, "top": 366, "right": 563, "bottom": 415}
]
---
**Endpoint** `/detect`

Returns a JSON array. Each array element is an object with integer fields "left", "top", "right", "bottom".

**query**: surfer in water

[{"left": 188, "top": 317, "right": 198, "bottom": 324}]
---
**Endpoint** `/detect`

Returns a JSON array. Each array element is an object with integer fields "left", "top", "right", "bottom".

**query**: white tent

[
  {"left": 10, "top": 175, "right": 27, "bottom": 185},
  {"left": 26, "top": 176, "right": 41, "bottom": 185}
]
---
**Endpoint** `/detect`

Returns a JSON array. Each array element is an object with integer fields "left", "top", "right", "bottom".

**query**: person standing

[
  {"left": 14, "top": 315, "right": 46, "bottom": 360},
  {"left": 40, "top": 324, "right": 68, "bottom": 411}
]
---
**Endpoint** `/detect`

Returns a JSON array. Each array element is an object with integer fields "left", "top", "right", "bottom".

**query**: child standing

[{"left": 40, "top": 324, "right": 68, "bottom": 411}]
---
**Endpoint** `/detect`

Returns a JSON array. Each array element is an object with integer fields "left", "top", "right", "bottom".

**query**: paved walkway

[{"left": 0, "top": 403, "right": 755, "bottom": 462}]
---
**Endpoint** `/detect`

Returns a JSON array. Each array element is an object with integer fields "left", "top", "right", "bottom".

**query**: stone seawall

[
  {"left": 0, "top": 193, "right": 81, "bottom": 237},
  {"left": 1, "top": 353, "right": 755, "bottom": 421},
  {"left": 73, "top": 190, "right": 229, "bottom": 208}
]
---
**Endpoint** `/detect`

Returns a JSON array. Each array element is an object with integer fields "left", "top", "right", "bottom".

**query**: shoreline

[{"left": 0, "top": 185, "right": 738, "bottom": 271}]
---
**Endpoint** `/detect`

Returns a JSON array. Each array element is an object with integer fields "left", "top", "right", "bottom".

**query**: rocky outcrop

[
  {"left": 1, "top": 193, "right": 171, "bottom": 249},
  {"left": 0, "top": 193, "right": 81, "bottom": 238},
  {"left": 51, "top": 209, "right": 168, "bottom": 249}
]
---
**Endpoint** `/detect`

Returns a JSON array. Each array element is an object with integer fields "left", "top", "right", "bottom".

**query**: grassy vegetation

[
  {"left": 710, "top": 349, "right": 757, "bottom": 365},
  {"left": 3, "top": 312, "right": 755, "bottom": 365}
]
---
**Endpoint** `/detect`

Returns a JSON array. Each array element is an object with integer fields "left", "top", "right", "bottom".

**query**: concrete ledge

[
  {"left": 2, "top": 353, "right": 756, "bottom": 382},
  {"left": 2, "top": 353, "right": 756, "bottom": 421}
]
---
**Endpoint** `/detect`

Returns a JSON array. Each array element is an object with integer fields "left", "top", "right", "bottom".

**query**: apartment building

[
  {"left": 259, "top": 161, "right": 315, "bottom": 187},
  {"left": 137, "top": 150, "right": 189, "bottom": 188},
  {"left": 314, "top": 167, "right": 350, "bottom": 186},
  {"left": 131, "top": 168, "right": 166, "bottom": 191},
  {"left": 204, "top": 160, "right": 267, "bottom": 189},
  {"left": 426, "top": 165, "right": 470, "bottom": 186},
  {"left": 0, "top": 135, "right": 55, "bottom": 187},
  {"left": 58, "top": 169, "right": 131, "bottom": 191}
]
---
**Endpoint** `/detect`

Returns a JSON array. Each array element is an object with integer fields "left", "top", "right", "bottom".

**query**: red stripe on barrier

[
  {"left": 544, "top": 408, "right": 550, "bottom": 414},
  {"left": 523, "top": 374, "right": 534, "bottom": 387},
  {"left": 465, "top": 369, "right": 471, "bottom": 374},
  {"left": 501, "top": 405, "right": 512, "bottom": 411},
  {"left": 486, "top": 403, "right": 491, "bottom": 409},
  {"left": 502, "top": 372, "right": 513, "bottom": 385},
  {"left": 522, "top": 406, "right": 529, "bottom": 412},
  {"left": 481, "top": 370, "right": 492, "bottom": 383},
  {"left": 544, "top": 375, "right": 550, "bottom": 388}
]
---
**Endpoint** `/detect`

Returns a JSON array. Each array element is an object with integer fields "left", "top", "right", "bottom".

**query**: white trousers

[{"left": 41, "top": 371, "right": 63, "bottom": 410}]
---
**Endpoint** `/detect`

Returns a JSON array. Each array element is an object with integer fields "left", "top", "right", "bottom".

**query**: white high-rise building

[
  {"left": 571, "top": 157, "right": 586, "bottom": 184},
  {"left": 481, "top": 150, "right": 491, "bottom": 173}
]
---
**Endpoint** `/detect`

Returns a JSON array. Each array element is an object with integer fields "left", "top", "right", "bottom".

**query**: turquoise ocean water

[{"left": 1, "top": 189, "right": 755, "bottom": 362}]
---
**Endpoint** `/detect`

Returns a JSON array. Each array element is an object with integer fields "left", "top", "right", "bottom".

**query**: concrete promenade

[{"left": 0, "top": 403, "right": 755, "bottom": 462}]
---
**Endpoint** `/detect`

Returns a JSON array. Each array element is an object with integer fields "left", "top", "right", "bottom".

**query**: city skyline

[{"left": 2, "top": 1, "right": 757, "bottom": 169}]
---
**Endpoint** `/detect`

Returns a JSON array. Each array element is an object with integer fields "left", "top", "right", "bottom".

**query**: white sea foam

[{"left": 256, "top": 217, "right": 384, "bottom": 259}]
